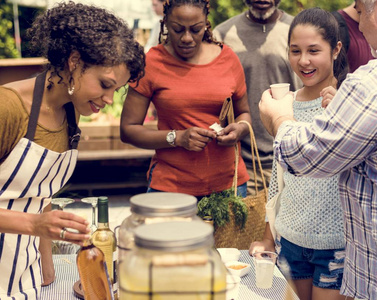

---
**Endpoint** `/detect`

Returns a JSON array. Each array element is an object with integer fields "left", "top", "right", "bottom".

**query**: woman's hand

[
  {"left": 249, "top": 239, "right": 275, "bottom": 256},
  {"left": 177, "top": 127, "right": 217, "bottom": 151},
  {"left": 249, "top": 223, "right": 275, "bottom": 256},
  {"left": 32, "top": 210, "right": 90, "bottom": 246},
  {"left": 216, "top": 122, "right": 246, "bottom": 146},
  {"left": 320, "top": 86, "right": 337, "bottom": 108}
]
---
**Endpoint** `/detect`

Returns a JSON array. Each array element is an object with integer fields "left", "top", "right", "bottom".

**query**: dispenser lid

[
  {"left": 130, "top": 192, "right": 197, "bottom": 217},
  {"left": 134, "top": 221, "right": 213, "bottom": 251}
]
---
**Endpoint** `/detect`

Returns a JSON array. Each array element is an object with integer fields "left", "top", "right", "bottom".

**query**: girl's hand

[
  {"left": 216, "top": 123, "right": 245, "bottom": 146},
  {"left": 320, "top": 86, "right": 337, "bottom": 108},
  {"left": 33, "top": 210, "right": 90, "bottom": 246},
  {"left": 249, "top": 239, "right": 275, "bottom": 256},
  {"left": 177, "top": 127, "right": 217, "bottom": 152}
]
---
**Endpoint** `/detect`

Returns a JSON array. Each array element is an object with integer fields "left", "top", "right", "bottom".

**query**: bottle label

[
  {"left": 104, "top": 261, "right": 115, "bottom": 300},
  {"left": 113, "top": 250, "right": 118, "bottom": 296}
]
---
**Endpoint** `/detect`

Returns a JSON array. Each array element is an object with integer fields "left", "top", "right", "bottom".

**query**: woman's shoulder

[
  {"left": 0, "top": 86, "right": 29, "bottom": 163},
  {"left": 0, "top": 86, "right": 28, "bottom": 117},
  {"left": 215, "top": 44, "right": 244, "bottom": 68}
]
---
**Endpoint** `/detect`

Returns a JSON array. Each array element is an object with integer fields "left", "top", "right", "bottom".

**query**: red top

[
  {"left": 339, "top": 10, "right": 375, "bottom": 73},
  {"left": 130, "top": 44, "right": 249, "bottom": 196}
]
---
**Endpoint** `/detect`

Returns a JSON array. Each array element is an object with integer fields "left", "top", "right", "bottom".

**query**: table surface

[{"left": 41, "top": 251, "right": 298, "bottom": 300}]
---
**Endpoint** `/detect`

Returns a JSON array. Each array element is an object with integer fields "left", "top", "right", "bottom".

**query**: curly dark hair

[
  {"left": 27, "top": 1, "right": 145, "bottom": 85},
  {"left": 159, "top": 0, "right": 222, "bottom": 46}
]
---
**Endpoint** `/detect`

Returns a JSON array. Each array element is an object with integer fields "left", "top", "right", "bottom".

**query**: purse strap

[
  {"left": 276, "top": 164, "right": 284, "bottom": 192},
  {"left": 233, "top": 120, "right": 268, "bottom": 198}
]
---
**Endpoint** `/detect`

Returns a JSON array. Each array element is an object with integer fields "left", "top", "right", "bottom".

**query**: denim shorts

[
  {"left": 276, "top": 236, "right": 345, "bottom": 290},
  {"left": 146, "top": 164, "right": 247, "bottom": 198}
]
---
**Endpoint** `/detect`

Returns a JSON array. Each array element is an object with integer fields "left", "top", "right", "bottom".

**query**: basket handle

[{"left": 233, "top": 120, "right": 267, "bottom": 197}]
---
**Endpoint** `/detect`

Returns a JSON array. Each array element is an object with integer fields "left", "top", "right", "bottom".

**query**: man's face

[
  {"left": 355, "top": 0, "right": 377, "bottom": 51},
  {"left": 244, "top": 0, "right": 281, "bottom": 20}
]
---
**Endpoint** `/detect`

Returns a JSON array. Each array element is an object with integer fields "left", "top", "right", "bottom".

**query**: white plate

[{"left": 217, "top": 248, "right": 241, "bottom": 263}]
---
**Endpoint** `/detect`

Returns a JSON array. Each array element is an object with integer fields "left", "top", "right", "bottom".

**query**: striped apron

[{"left": 0, "top": 72, "right": 81, "bottom": 299}]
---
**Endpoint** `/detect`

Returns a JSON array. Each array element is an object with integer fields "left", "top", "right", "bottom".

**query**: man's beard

[{"left": 249, "top": 6, "right": 277, "bottom": 20}]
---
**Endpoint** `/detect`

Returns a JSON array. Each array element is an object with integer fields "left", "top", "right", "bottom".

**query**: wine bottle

[
  {"left": 76, "top": 238, "right": 114, "bottom": 300},
  {"left": 92, "top": 196, "right": 118, "bottom": 299}
]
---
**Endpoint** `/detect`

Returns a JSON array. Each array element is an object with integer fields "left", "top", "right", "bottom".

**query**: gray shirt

[{"left": 214, "top": 11, "right": 302, "bottom": 169}]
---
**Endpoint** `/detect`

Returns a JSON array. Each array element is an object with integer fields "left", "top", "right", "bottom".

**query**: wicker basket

[{"left": 214, "top": 120, "right": 267, "bottom": 250}]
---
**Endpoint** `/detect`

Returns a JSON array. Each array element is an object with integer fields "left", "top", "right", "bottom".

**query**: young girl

[{"left": 250, "top": 8, "right": 351, "bottom": 300}]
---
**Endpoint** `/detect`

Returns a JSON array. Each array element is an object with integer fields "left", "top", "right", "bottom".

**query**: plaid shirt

[{"left": 274, "top": 60, "right": 377, "bottom": 300}]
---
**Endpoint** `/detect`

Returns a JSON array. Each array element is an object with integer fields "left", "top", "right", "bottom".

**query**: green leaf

[{"left": 197, "top": 188, "right": 248, "bottom": 229}]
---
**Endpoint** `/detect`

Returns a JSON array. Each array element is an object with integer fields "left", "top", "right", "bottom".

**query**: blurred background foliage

[
  {"left": 0, "top": 0, "right": 43, "bottom": 58},
  {"left": 0, "top": 0, "right": 355, "bottom": 59}
]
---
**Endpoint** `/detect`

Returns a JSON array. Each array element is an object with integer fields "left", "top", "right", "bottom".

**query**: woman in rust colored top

[{"left": 121, "top": 0, "right": 251, "bottom": 198}]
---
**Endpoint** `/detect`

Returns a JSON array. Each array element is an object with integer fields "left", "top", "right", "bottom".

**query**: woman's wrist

[
  {"left": 272, "top": 115, "right": 294, "bottom": 137},
  {"left": 236, "top": 120, "right": 251, "bottom": 138}
]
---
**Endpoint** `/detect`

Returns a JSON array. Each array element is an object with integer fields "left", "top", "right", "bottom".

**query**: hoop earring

[{"left": 68, "top": 76, "right": 75, "bottom": 96}]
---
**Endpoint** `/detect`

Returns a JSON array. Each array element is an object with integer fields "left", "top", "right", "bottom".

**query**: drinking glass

[
  {"left": 51, "top": 197, "right": 75, "bottom": 254},
  {"left": 81, "top": 197, "right": 98, "bottom": 233},
  {"left": 252, "top": 251, "right": 278, "bottom": 289},
  {"left": 51, "top": 197, "right": 75, "bottom": 211}
]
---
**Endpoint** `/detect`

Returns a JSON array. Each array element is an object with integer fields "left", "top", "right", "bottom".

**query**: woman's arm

[
  {"left": 39, "top": 204, "right": 55, "bottom": 286},
  {"left": 120, "top": 87, "right": 217, "bottom": 151},
  {"left": 216, "top": 92, "right": 252, "bottom": 146},
  {"left": 0, "top": 208, "right": 90, "bottom": 244},
  {"left": 120, "top": 87, "right": 169, "bottom": 149}
]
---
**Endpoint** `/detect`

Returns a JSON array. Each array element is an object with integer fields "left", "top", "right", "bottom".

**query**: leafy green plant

[
  {"left": 197, "top": 188, "right": 248, "bottom": 229},
  {"left": 0, "top": 1, "right": 19, "bottom": 58}
]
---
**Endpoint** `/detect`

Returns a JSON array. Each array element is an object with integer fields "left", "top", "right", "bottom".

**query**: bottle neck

[
  {"left": 97, "top": 222, "right": 110, "bottom": 229},
  {"left": 82, "top": 238, "right": 93, "bottom": 248},
  {"left": 97, "top": 201, "right": 109, "bottom": 224}
]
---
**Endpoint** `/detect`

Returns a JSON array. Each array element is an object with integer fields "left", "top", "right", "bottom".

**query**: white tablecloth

[{"left": 41, "top": 251, "right": 298, "bottom": 300}]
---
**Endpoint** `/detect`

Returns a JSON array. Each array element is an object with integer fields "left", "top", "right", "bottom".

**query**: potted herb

[{"left": 197, "top": 188, "right": 248, "bottom": 229}]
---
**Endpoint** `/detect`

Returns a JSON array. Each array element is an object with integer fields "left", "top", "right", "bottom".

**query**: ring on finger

[{"left": 60, "top": 228, "right": 67, "bottom": 240}]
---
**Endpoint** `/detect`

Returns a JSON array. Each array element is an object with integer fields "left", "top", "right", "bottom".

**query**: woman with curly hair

[
  {"left": 120, "top": 0, "right": 251, "bottom": 198},
  {"left": 0, "top": 1, "right": 145, "bottom": 298}
]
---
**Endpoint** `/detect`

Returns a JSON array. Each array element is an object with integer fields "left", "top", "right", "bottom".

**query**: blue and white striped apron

[{"left": 0, "top": 72, "right": 80, "bottom": 299}]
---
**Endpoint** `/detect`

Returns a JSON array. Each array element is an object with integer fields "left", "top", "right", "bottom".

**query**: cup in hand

[
  {"left": 252, "top": 251, "right": 278, "bottom": 289},
  {"left": 270, "top": 83, "right": 290, "bottom": 100}
]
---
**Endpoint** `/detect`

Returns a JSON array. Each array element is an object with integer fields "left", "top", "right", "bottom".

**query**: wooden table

[{"left": 41, "top": 251, "right": 298, "bottom": 300}]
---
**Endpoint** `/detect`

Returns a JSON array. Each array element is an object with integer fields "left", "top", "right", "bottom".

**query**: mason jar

[
  {"left": 119, "top": 221, "right": 226, "bottom": 300},
  {"left": 118, "top": 192, "right": 199, "bottom": 262}
]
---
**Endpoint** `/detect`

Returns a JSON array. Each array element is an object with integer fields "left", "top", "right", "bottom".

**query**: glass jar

[
  {"left": 119, "top": 221, "right": 226, "bottom": 300},
  {"left": 118, "top": 192, "right": 199, "bottom": 261}
]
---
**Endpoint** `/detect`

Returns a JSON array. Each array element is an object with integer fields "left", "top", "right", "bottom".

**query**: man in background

[
  {"left": 213, "top": 0, "right": 302, "bottom": 195},
  {"left": 332, "top": 1, "right": 375, "bottom": 72},
  {"left": 144, "top": 0, "right": 164, "bottom": 53}
]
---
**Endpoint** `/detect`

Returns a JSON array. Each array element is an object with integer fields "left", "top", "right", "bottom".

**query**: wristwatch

[{"left": 166, "top": 130, "right": 176, "bottom": 147}]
